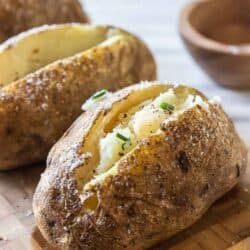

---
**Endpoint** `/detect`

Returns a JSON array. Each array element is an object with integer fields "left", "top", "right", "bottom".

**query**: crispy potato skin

[
  {"left": 0, "top": 0, "right": 89, "bottom": 42},
  {"left": 0, "top": 26, "right": 156, "bottom": 170},
  {"left": 33, "top": 82, "right": 247, "bottom": 249}
]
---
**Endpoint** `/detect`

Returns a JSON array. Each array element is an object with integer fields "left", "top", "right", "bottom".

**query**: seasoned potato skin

[
  {"left": 33, "top": 82, "right": 247, "bottom": 249},
  {"left": 0, "top": 25, "right": 156, "bottom": 170},
  {"left": 0, "top": 0, "right": 89, "bottom": 42}
]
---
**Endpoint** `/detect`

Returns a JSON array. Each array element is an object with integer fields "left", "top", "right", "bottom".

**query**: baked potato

[
  {"left": 0, "top": 24, "right": 156, "bottom": 170},
  {"left": 33, "top": 82, "right": 247, "bottom": 249},
  {"left": 0, "top": 0, "right": 89, "bottom": 42}
]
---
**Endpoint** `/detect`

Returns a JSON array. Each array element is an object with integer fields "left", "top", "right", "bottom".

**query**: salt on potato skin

[
  {"left": 0, "top": 24, "right": 156, "bottom": 170},
  {"left": 33, "top": 82, "right": 247, "bottom": 250}
]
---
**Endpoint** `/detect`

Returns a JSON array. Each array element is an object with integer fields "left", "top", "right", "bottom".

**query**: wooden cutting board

[{"left": 0, "top": 151, "right": 249, "bottom": 250}]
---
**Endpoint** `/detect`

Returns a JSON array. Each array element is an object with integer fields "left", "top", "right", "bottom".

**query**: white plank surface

[{"left": 82, "top": 0, "right": 250, "bottom": 145}]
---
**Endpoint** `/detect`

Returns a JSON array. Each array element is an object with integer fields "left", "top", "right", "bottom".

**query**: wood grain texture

[
  {"left": 0, "top": 0, "right": 249, "bottom": 249},
  {"left": 228, "top": 238, "right": 250, "bottom": 250}
]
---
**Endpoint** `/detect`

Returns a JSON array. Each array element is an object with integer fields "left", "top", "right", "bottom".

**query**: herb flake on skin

[
  {"left": 91, "top": 89, "right": 107, "bottom": 101},
  {"left": 160, "top": 102, "right": 175, "bottom": 111}
]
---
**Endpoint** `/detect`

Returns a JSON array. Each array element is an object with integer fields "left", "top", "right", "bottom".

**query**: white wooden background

[{"left": 83, "top": 0, "right": 250, "bottom": 146}]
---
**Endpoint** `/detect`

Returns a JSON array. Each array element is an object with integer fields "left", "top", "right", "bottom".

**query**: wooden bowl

[{"left": 179, "top": 0, "right": 250, "bottom": 89}]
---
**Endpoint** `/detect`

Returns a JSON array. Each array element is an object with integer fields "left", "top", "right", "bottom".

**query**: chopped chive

[
  {"left": 160, "top": 102, "right": 175, "bottom": 111},
  {"left": 116, "top": 132, "right": 132, "bottom": 151},
  {"left": 116, "top": 132, "right": 130, "bottom": 142},
  {"left": 91, "top": 89, "right": 107, "bottom": 100}
]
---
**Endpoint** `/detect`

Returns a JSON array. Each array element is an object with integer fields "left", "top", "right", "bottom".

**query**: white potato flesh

[
  {"left": 129, "top": 89, "right": 177, "bottom": 139},
  {"left": 96, "top": 89, "right": 203, "bottom": 174},
  {"left": 83, "top": 87, "right": 210, "bottom": 193},
  {"left": 93, "top": 88, "right": 208, "bottom": 178},
  {"left": 96, "top": 127, "right": 136, "bottom": 174}
]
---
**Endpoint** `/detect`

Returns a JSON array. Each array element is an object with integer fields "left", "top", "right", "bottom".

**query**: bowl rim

[{"left": 179, "top": 0, "right": 250, "bottom": 56}]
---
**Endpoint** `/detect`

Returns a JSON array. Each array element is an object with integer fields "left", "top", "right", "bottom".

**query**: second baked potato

[
  {"left": 33, "top": 82, "right": 247, "bottom": 249},
  {"left": 0, "top": 24, "right": 156, "bottom": 170}
]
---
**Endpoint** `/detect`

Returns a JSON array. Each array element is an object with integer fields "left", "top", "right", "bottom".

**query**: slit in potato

[
  {"left": 79, "top": 84, "right": 208, "bottom": 200},
  {"left": 0, "top": 25, "right": 125, "bottom": 86},
  {"left": 74, "top": 84, "right": 168, "bottom": 190}
]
